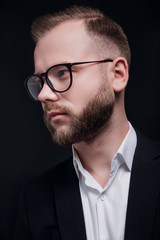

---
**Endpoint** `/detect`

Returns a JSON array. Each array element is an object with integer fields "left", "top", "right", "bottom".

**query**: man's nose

[{"left": 38, "top": 82, "right": 59, "bottom": 103}]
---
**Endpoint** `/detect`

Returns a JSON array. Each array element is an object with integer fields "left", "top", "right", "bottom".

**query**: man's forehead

[
  {"left": 34, "top": 19, "right": 96, "bottom": 72},
  {"left": 36, "top": 19, "right": 89, "bottom": 45},
  {"left": 34, "top": 19, "right": 93, "bottom": 60}
]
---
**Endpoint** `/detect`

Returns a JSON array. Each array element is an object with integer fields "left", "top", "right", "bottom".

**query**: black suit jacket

[{"left": 14, "top": 134, "right": 160, "bottom": 240}]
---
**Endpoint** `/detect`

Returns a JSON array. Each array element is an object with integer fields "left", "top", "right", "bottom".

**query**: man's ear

[{"left": 112, "top": 57, "right": 129, "bottom": 92}]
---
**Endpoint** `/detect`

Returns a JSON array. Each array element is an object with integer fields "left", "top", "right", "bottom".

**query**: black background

[{"left": 0, "top": 0, "right": 160, "bottom": 239}]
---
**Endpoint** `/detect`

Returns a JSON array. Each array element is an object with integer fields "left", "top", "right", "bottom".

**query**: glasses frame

[{"left": 25, "top": 58, "right": 113, "bottom": 101}]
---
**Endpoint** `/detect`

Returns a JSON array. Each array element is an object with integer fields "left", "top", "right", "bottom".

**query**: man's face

[{"left": 34, "top": 20, "right": 115, "bottom": 146}]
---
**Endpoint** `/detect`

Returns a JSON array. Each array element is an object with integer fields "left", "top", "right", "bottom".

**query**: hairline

[{"left": 35, "top": 19, "right": 121, "bottom": 61}]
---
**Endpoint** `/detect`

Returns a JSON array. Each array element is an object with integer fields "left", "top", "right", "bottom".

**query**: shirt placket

[{"left": 96, "top": 192, "right": 109, "bottom": 240}]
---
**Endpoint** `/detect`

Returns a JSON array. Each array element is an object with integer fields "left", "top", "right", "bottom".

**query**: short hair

[{"left": 31, "top": 5, "right": 131, "bottom": 66}]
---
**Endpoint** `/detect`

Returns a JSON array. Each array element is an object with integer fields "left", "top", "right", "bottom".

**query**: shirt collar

[
  {"left": 72, "top": 147, "right": 84, "bottom": 179},
  {"left": 115, "top": 122, "right": 137, "bottom": 171},
  {"left": 73, "top": 122, "right": 137, "bottom": 178}
]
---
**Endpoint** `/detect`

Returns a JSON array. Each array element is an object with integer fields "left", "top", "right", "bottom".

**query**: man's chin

[
  {"left": 48, "top": 126, "right": 73, "bottom": 146},
  {"left": 50, "top": 122, "right": 70, "bottom": 133}
]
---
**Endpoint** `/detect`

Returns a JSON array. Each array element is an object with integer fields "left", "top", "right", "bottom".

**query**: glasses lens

[
  {"left": 48, "top": 65, "right": 71, "bottom": 92},
  {"left": 26, "top": 76, "right": 42, "bottom": 101}
]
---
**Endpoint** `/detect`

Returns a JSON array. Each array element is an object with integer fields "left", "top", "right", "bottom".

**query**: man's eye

[
  {"left": 58, "top": 70, "right": 69, "bottom": 77},
  {"left": 48, "top": 66, "right": 70, "bottom": 81}
]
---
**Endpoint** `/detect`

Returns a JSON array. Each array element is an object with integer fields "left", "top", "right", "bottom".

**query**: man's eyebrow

[
  {"left": 33, "top": 60, "right": 85, "bottom": 75},
  {"left": 33, "top": 61, "right": 70, "bottom": 75},
  {"left": 33, "top": 68, "right": 45, "bottom": 75},
  {"left": 33, "top": 71, "right": 41, "bottom": 75}
]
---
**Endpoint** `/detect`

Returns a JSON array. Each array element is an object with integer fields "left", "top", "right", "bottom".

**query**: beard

[{"left": 43, "top": 84, "right": 115, "bottom": 146}]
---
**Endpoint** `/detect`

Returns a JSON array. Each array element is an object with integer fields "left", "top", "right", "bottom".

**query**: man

[{"left": 14, "top": 5, "right": 160, "bottom": 240}]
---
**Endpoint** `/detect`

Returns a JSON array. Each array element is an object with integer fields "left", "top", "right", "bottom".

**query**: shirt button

[{"left": 100, "top": 195, "right": 107, "bottom": 201}]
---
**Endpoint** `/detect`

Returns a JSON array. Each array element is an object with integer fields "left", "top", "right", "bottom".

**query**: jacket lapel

[
  {"left": 51, "top": 134, "right": 160, "bottom": 240},
  {"left": 52, "top": 158, "right": 87, "bottom": 240},
  {"left": 125, "top": 134, "right": 160, "bottom": 240}
]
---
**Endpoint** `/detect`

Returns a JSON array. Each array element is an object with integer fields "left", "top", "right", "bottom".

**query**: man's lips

[{"left": 47, "top": 111, "right": 68, "bottom": 120}]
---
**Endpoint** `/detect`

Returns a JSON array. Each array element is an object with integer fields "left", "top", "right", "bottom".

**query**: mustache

[{"left": 44, "top": 103, "right": 72, "bottom": 115}]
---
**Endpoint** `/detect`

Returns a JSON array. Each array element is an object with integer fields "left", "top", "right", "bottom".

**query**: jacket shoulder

[
  {"left": 24, "top": 156, "right": 73, "bottom": 193},
  {"left": 136, "top": 131, "right": 160, "bottom": 161}
]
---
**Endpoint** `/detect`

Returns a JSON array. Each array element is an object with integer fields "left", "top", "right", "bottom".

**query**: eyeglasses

[{"left": 25, "top": 58, "right": 113, "bottom": 101}]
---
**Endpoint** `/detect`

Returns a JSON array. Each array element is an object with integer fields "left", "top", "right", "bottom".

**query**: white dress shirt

[{"left": 73, "top": 123, "right": 137, "bottom": 240}]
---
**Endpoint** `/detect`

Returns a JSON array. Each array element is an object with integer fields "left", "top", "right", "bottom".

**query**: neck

[{"left": 73, "top": 113, "right": 129, "bottom": 188}]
